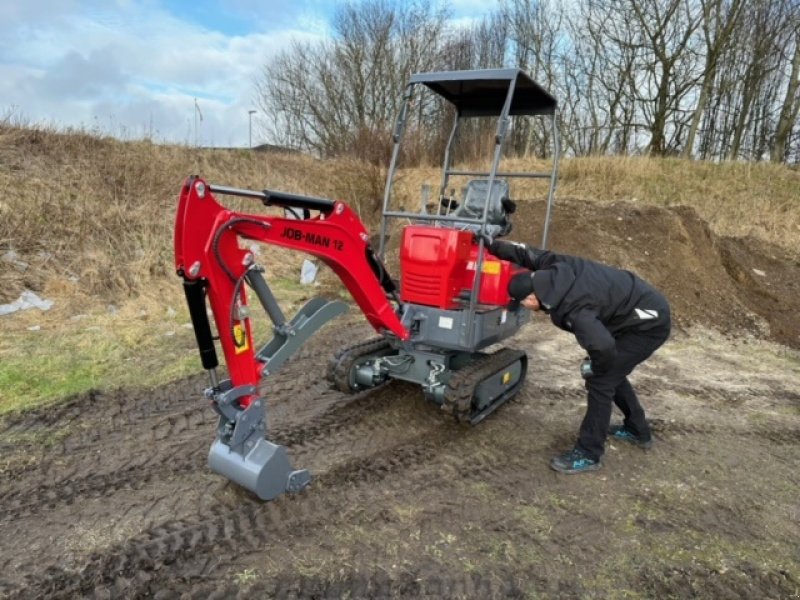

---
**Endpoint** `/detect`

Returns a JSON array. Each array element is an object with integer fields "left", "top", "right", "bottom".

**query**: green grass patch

[
  {"left": 0, "top": 307, "right": 198, "bottom": 415},
  {"left": 0, "top": 278, "right": 331, "bottom": 416}
]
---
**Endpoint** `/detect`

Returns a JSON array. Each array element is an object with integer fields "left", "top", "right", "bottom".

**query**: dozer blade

[{"left": 208, "top": 437, "right": 310, "bottom": 501}]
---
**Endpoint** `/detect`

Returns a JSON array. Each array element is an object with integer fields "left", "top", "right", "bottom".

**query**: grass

[
  {"left": 2, "top": 122, "right": 798, "bottom": 306},
  {"left": 0, "top": 276, "right": 321, "bottom": 416},
  {"left": 393, "top": 155, "right": 800, "bottom": 257},
  {"left": 0, "top": 290, "right": 197, "bottom": 415}
]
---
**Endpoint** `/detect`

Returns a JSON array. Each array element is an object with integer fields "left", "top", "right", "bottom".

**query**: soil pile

[{"left": 512, "top": 198, "right": 800, "bottom": 348}]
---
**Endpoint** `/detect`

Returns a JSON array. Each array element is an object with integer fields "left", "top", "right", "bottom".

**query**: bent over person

[{"left": 489, "top": 239, "right": 671, "bottom": 474}]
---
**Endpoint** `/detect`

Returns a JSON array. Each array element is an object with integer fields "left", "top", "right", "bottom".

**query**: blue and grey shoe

[
  {"left": 549, "top": 448, "right": 602, "bottom": 474},
  {"left": 609, "top": 424, "right": 653, "bottom": 449}
]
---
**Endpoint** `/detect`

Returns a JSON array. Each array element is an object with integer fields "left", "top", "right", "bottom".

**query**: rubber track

[
  {"left": 442, "top": 348, "right": 527, "bottom": 423},
  {"left": 328, "top": 336, "right": 392, "bottom": 393}
]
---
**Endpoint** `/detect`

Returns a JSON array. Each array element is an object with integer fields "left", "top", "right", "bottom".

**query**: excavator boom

[{"left": 174, "top": 176, "right": 407, "bottom": 499}]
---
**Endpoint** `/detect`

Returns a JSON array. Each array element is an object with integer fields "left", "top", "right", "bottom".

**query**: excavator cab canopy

[
  {"left": 379, "top": 68, "right": 560, "bottom": 253},
  {"left": 408, "top": 68, "right": 557, "bottom": 117}
]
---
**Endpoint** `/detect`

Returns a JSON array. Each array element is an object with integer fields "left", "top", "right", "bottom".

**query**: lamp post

[{"left": 248, "top": 109, "right": 257, "bottom": 149}]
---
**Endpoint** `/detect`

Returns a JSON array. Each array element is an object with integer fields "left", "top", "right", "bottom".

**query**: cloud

[
  {"left": 0, "top": 0, "right": 495, "bottom": 146},
  {"left": 0, "top": 1, "right": 323, "bottom": 146}
]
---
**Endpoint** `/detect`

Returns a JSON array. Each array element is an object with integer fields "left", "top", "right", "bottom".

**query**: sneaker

[
  {"left": 549, "top": 448, "right": 602, "bottom": 474},
  {"left": 609, "top": 424, "right": 653, "bottom": 449}
]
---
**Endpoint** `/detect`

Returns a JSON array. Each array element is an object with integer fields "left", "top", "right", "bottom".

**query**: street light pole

[{"left": 248, "top": 110, "right": 257, "bottom": 149}]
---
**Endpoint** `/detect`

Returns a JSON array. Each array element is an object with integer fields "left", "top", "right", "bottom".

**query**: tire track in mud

[
  {"left": 0, "top": 325, "right": 379, "bottom": 519},
  {"left": 0, "top": 318, "right": 366, "bottom": 451},
  {"left": 0, "top": 377, "right": 438, "bottom": 526},
  {"left": 0, "top": 383, "right": 396, "bottom": 521},
  {"left": 0, "top": 377, "right": 204, "bottom": 439},
  {"left": 636, "top": 564, "right": 799, "bottom": 600},
  {"left": 8, "top": 356, "right": 789, "bottom": 523},
  {"left": 14, "top": 409, "right": 511, "bottom": 599},
  {"left": 649, "top": 418, "right": 800, "bottom": 445},
  {"left": 169, "top": 568, "right": 526, "bottom": 600}
]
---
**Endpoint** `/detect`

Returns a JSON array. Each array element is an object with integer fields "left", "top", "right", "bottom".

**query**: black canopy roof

[{"left": 409, "top": 68, "right": 556, "bottom": 117}]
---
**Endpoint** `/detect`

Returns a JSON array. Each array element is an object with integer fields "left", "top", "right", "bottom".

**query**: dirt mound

[{"left": 512, "top": 198, "right": 800, "bottom": 348}]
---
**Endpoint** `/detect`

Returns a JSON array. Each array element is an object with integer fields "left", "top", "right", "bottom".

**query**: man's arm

[
  {"left": 570, "top": 309, "right": 617, "bottom": 374},
  {"left": 488, "top": 240, "right": 556, "bottom": 270}
]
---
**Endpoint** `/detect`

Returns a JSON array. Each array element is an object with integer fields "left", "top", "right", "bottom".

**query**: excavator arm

[{"left": 174, "top": 176, "right": 408, "bottom": 500}]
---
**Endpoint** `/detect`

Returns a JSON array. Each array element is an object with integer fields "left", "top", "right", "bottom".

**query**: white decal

[
  {"left": 438, "top": 316, "right": 454, "bottom": 330},
  {"left": 635, "top": 308, "right": 659, "bottom": 320}
]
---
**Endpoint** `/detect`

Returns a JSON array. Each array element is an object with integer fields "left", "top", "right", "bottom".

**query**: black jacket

[{"left": 491, "top": 240, "right": 670, "bottom": 373}]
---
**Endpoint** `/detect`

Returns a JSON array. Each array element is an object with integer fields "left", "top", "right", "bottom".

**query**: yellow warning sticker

[
  {"left": 482, "top": 261, "right": 501, "bottom": 275},
  {"left": 502, "top": 371, "right": 511, "bottom": 384},
  {"left": 233, "top": 323, "right": 249, "bottom": 354}
]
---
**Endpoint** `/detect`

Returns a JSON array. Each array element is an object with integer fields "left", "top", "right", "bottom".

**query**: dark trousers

[{"left": 576, "top": 321, "right": 671, "bottom": 461}]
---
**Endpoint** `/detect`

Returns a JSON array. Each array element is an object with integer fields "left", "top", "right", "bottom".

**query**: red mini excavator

[{"left": 174, "top": 69, "right": 559, "bottom": 500}]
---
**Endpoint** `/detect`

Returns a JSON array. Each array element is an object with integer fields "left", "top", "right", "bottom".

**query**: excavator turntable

[{"left": 174, "top": 69, "right": 559, "bottom": 500}]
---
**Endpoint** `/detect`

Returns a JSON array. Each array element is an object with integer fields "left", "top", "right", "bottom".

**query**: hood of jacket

[{"left": 531, "top": 263, "right": 576, "bottom": 312}]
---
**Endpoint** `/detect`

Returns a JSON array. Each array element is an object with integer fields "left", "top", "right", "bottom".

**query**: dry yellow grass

[
  {"left": 0, "top": 125, "right": 386, "bottom": 302},
  {"left": 1, "top": 123, "right": 797, "bottom": 306},
  {"left": 394, "top": 156, "right": 800, "bottom": 253}
]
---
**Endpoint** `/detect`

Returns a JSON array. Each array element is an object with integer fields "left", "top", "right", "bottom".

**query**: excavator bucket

[{"left": 208, "top": 437, "right": 310, "bottom": 501}]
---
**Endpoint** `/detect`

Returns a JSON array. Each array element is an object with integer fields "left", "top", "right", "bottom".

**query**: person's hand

[
  {"left": 474, "top": 231, "right": 494, "bottom": 248},
  {"left": 580, "top": 358, "right": 594, "bottom": 379}
]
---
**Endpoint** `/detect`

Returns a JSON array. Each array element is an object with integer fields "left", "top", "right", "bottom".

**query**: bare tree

[
  {"left": 772, "top": 23, "right": 800, "bottom": 162},
  {"left": 620, "top": 0, "right": 703, "bottom": 154},
  {"left": 565, "top": 1, "right": 641, "bottom": 154},
  {"left": 255, "top": 0, "right": 800, "bottom": 164},
  {"left": 722, "top": 0, "right": 793, "bottom": 159},
  {"left": 255, "top": 0, "right": 448, "bottom": 162},
  {"left": 502, "top": 0, "right": 565, "bottom": 156},
  {"left": 682, "top": 0, "right": 744, "bottom": 158}
]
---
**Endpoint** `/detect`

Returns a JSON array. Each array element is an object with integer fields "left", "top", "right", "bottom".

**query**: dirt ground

[{"left": 1, "top": 200, "right": 799, "bottom": 599}]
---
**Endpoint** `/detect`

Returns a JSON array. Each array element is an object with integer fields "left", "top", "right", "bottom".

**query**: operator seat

[{"left": 449, "top": 179, "right": 514, "bottom": 238}]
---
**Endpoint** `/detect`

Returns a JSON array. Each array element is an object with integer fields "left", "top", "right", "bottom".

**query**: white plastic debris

[
  {"left": 300, "top": 259, "right": 318, "bottom": 285},
  {"left": 0, "top": 290, "right": 54, "bottom": 316},
  {"left": 27, "top": 325, "right": 41, "bottom": 331},
  {"left": 752, "top": 268, "right": 766, "bottom": 277},
  {"left": 2, "top": 250, "right": 28, "bottom": 271}
]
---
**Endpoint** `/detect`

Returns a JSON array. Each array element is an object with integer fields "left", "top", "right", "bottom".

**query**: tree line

[{"left": 255, "top": 0, "right": 800, "bottom": 164}]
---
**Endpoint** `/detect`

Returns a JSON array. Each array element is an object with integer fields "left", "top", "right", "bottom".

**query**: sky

[{"left": 0, "top": 0, "right": 493, "bottom": 147}]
